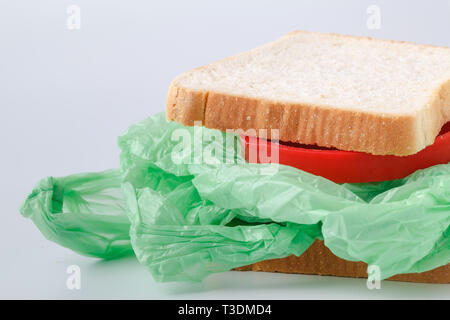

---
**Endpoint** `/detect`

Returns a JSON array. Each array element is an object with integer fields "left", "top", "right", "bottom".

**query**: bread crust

[
  {"left": 166, "top": 31, "right": 450, "bottom": 156},
  {"left": 234, "top": 240, "right": 450, "bottom": 284},
  {"left": 167, "top": 82, "right": 449, "bottom": 156}
]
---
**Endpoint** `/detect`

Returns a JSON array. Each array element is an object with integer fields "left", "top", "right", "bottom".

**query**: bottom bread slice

[{"left": 234, "top": 240, "right": 449, "bottom": 284}]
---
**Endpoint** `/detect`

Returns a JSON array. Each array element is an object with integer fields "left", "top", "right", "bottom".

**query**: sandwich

[
  {"left": 166, "top": 31, "right": 450, "bottom": 283},
  {"left": 21, "top": 31, "right": 450, "bottom": 284}
]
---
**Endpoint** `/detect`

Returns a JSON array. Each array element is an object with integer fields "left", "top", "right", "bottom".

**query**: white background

[{"left": 1, "top": 0, "right": 449, "bottom": 299}]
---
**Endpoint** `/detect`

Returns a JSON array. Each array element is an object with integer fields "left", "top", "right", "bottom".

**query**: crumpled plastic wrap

[
  {"left": 21, "top": 112, "right": 450, "bottom": 282},
  {"left": 20, "top": 170, "right": 133, "bottom": 259}
]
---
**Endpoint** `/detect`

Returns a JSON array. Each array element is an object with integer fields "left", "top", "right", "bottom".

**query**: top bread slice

[{"left": 166, "top": 31, "right": 450, "bottom": 156}]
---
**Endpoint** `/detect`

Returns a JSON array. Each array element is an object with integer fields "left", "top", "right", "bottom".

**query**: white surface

[{"left": 1, "top": 0, "right": 449, "bottom": 299}]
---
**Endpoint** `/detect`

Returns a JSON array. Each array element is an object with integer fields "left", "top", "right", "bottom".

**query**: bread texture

[
  {"left": 235, "top": 240, "right": 450, "bottom": 284},
  {"left": 167, "top": 31, "right": 450, "bottom": 156}
]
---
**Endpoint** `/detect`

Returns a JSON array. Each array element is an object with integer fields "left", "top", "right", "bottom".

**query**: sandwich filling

[{"left": 243, "top": 122, "right": 450, "bottom": 183}]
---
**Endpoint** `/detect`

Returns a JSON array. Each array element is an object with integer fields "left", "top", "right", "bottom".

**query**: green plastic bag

[
  {"left": 21, "top": 112, "right": 450, "bottom": 282},
  {"left": 20, "top": 170, "right": 133, "bottom": 259}
]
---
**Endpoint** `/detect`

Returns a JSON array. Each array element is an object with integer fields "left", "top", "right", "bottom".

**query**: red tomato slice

[{"left": 241, "top": 122, "right": 450, "bottom": 183}]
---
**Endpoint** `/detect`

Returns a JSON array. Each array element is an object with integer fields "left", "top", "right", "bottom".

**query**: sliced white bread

[
  {"left": 235, "top": 240, "right": 449, "bottom": 284},
  {"left": 167, "top": 31, "right": 450, "bottom": 156}
]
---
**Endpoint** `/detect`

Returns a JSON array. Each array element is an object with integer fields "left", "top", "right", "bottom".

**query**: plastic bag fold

[{"left": 20, "top": 170, "right": 133, "bottom": 259}]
